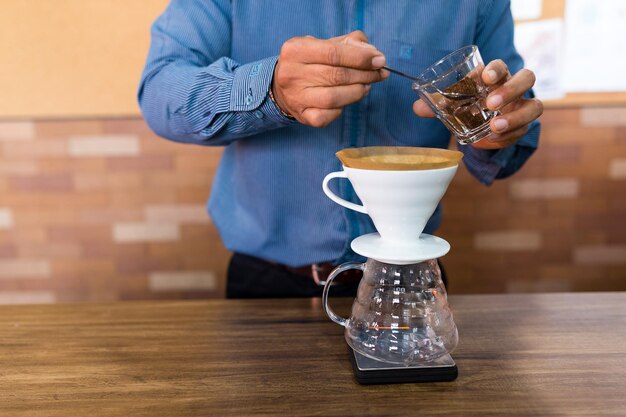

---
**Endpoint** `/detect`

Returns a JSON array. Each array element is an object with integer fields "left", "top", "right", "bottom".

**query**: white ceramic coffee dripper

[{"left": 322, "top": 149, "right": 461, "bottom": 264}]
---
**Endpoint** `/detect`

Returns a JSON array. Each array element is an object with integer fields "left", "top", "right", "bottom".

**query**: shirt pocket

[{"left": 384, "top": 40, "right": 454, "bottom": 146}]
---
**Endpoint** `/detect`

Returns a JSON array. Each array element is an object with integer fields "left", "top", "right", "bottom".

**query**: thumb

[{"left": 413, "top": 99, "right": 436, "bottom": 118}]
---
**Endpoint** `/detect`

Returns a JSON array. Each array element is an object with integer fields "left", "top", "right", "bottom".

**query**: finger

[
  {"left": 488, "top": 125, "right": 528, "bottom": 143},
  {"left": 313, "top": 64, "right": 388, "bottom": 86},
  {"left": 486, "top": 69, "right": 537, "bottom": 111},
  {"left": 489, "top": 98, "right": 544, "bottom": 134},
  {"left": 330, "top": 30, "right": 370, "bottom": 45},
  {"left": 471, "top": 129, "right": 522, "bottom": 150},
  {"left": 482, "top": 59, "right": 510, "bottom": 86},
  {"left": 300, "top": 107, "right": 343, "bottom": 128},
  {"left": 412, "top": 99, "right": 436, "bottom": 118},
  {"left": 331, "top": 35, "right": 382, "bottom": 67},
  {"left": 472, "top": 137, "right": 518, "bottom": 150},
  {"left": 281, "top": 36, "right": 385, "bottom": 70},
  {"left": 344, "top": 36, "right": 379, "bottom": 50},
  {"left": 305, "top": 84, "right": 371, "bottom": 109}
]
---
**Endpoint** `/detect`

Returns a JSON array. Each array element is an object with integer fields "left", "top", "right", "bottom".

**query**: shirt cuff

[
  {"left": 230, "top": 55, "right": 298, "bottom": 125},
  {"left": 459, "top": 145, "right": 503, "bottom": 186},
  {"left": 460, "top": 118, "right": 541, "bottom": 185}
]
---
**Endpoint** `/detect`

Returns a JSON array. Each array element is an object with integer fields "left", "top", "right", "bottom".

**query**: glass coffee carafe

[{"left": 323, "top": 258, "right": 458, "bottom": 366}]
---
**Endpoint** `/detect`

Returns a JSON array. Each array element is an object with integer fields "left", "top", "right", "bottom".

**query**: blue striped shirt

[{"left": 138, "top": 0, "right": 540, "bottom": 267}]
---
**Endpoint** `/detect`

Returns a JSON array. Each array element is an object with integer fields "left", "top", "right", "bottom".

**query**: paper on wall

[
  {"left": 511, "top": 0, "right": 543, "bottom": 21},
  {"left": 563, "top": 0, "right": 626, "bottom": 92},
  {"left": 514, "top": 19, "right": 565, "bottom": 100}
]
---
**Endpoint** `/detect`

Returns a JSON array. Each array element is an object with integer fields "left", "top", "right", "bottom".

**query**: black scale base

[{"left": 349, "top": 347, "right": 458, "bottom": 385}]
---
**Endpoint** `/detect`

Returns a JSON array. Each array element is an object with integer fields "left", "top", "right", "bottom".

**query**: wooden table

[{"left": 0, "top": 293, "right": 624, "bottom": 416}]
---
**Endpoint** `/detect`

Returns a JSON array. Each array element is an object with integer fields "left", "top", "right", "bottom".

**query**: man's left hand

[{"left": 413, "top": 60, "right": 544, "bottom": 150}]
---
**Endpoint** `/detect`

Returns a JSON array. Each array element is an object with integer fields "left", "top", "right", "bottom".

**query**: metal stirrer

[{"left": 383, "top": 66, "right": 475, "bottom": 100}]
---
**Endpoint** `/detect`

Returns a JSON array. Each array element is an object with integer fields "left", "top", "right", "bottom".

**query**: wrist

[{"left": 268, "top": 82, "right": 295, "bottom": 120}]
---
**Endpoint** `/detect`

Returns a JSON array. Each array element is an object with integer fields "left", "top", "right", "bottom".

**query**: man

[{"left": 138, "top": 0, "right": 543, "bottom": 298}]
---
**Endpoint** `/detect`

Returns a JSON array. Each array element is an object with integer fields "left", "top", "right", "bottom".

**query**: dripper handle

[
  {"left": 322, "top": 171, "right": 367, "bottom": 214},
  {"left": 322, "top": 262, "right": 365, "bottom": 327}
]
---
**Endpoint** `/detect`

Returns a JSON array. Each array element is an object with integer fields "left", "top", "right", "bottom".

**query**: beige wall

[
  {"left": 0, "top": 0, "right": 168, "bottom": 119},
  {"left": 2, "top": 0, "right": 624, "bottom": 120}
]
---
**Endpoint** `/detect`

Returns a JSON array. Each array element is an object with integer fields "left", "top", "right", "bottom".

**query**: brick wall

[
  {"left": 0, "top": 120, "right": 229, "bottom": 303},
  {"left": 0, "top": 107, "right": 625, "bottom": 303},
  {"left": 439, "top": 107, "right": 626, "bottom": 293}
]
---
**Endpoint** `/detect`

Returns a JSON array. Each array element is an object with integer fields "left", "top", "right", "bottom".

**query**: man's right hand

[{"left": 272, "top": 31, "right": 388, "bottom": 128}]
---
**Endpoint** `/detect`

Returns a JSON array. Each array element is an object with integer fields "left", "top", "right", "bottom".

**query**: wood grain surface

[{"left": 0, "top": 293, "right": 624, "bottom": 416}]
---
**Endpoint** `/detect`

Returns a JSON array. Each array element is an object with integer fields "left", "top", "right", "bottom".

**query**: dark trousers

[
  {"left": 226, "top": 253, "right": 360, "bottom": 298},
  {"left": 226, "top": 253, "right": 448, "bottom": 299}
]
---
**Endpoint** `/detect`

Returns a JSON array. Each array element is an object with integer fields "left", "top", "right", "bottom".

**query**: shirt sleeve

[
  {"left": 459, "top": 0, "right": 541, "bottom": 186},
  {"left": 137, "top": 0, "right": 295, "bottom": 147}
]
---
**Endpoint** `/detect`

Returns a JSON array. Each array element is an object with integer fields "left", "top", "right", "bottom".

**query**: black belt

[
  {"left": 281, "top": 259, "right": 447, "bottom": 288},
  {"left": 270, "top": 261, "right": 363, "bottom": 286}
]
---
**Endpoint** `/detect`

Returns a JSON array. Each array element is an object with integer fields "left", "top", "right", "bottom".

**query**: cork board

[
  {"left": 0, "top": 0, "right": 169, "bottom": 119},
  {"left": 515, "top": 0, "right": 626, "bottom": 107}
]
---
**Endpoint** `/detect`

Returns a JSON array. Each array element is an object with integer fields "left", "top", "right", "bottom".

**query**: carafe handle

[
  {"left": 322, "top": 171, "right": 368, "bottom": 214},
  {"left": 322, "top": 262, "right": 365, "bottom": 327}
]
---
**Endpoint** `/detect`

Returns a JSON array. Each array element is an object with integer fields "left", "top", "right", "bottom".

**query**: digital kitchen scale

[{"left": 349, "top": 348, "right": 458, "bottom": 385}]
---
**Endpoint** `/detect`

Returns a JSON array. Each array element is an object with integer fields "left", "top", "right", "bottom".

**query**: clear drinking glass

[
  {"left": 413, "top": 45, "right": 498, "bottom": 144},
  {"left": 323, "top": 258, "right": 458, "bottom": 365}
]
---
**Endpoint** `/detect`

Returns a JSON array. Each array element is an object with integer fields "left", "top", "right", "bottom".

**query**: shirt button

[
  {"left": 245, "top": 95, "right": 253, "bottom": 105},
  {"left": 254, "top": 110, "right": 264, "bottom": 119}
]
